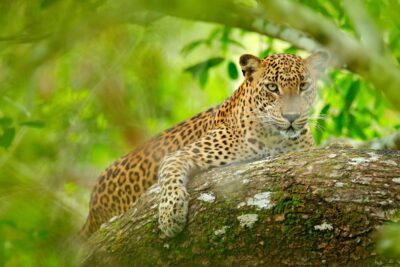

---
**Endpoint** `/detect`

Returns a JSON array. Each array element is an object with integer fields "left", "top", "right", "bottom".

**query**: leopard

[{"left": 80, "top": 51, "right": 328, "bottom": 238}]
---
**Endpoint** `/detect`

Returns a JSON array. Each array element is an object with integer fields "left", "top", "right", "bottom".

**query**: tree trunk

[{"left": 79, "top": 147, "right": 400, "bottom": 266}]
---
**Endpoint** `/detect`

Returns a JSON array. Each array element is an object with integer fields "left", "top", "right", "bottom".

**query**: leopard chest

[{"left": 242, "top": 124, "right": 308, "bottom": 159}]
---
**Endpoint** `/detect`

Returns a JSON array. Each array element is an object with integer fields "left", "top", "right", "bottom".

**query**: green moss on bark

[{"left": 81, "top": 148, "right": 400, "bottom": 267}]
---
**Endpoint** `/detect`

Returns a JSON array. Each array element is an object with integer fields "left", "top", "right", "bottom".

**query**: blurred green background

[{"left": 0, "top": 0, "right": 399, "bottom": 266}]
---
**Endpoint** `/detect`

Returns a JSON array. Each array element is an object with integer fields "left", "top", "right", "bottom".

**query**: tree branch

[
  {"left": 79, "top": 147, "right": 400, "bottom": 266},
  {"left": 342, "top": 0, "right": 384, "bottom": 53},
  {"left": 103, "top": 0, "right": 320, "bottom": 51},
  {"left": 114, "top": 0, "right": 400, "bottom": 110},
  {"left": 9, "top": 1, "right": 399, "bottom": 110}
]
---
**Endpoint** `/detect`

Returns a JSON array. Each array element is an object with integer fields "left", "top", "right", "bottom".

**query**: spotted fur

[{"left": 80, "top": 52, "right": 328, "bottom": 238}]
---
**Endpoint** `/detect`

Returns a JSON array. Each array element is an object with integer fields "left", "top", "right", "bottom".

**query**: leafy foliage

[
  {"left": 184, "top": 57, "right": 225, "bottom": 88},
  {"left": 0, "top": 0, "right": 399, "bottom": 266}
]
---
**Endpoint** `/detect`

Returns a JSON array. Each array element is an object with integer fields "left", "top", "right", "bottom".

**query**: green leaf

[
  {"left": 283, "top": 46, "right": 298, "bottom": 54},
  {"left": 220, "top": 27, "right": 231, "bottom": 52},
  {"left": 344, "top": 80, "right": 360, "bottom": 110},
  {"left": 180, "top": 40, "right": 204, "bottom": 57},
  {"left": 0, "top": 127, "right": 16, "bottom": 148},
  {"left": 40, "top": 0, "right": 60, "bottom": 8},
  {"left": 227, "top": 39, "right": 245, "bottom": 49},
  {"left": 0, "top": 117, "right": 13, "bottom": 127},
  {"left": 353, "top": 127, "right": 367, "bottom": 139},
  {"left": 259, "top": 48, "right": 271, "bottom": 59},
  {"left": 334, "top": 111, "right": 345, "bottom": 135},
  {"left": 199, "top": 70, "right": 208, "bottom": 88},
  {"left": 19, "top": 120, "right": 45, "bottom": 128},
  {"left": 227, "top": 61, "right": 238, "bottom": 80},
  {"left": 205, "top": 27, "right": 222, "bottom": 46},
  {"left": 315, "top": 104, "right": 330, "bottom": 144},
  {"left": 184, "top": 57, "right": 224, "bottom": 77},
  {"left": 184, "top": 57, "right": 224, "bottom": 87},
  {"left": 348, "top": 113, "right": 367, "bottom": 139}
]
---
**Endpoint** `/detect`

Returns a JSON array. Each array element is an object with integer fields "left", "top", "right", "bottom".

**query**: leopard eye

[
  {"left": 266, "top": 83, "right": 279, "bottom": 93},
  {"left": 300, "top": 82, "right": 311, "bottom": 91}
]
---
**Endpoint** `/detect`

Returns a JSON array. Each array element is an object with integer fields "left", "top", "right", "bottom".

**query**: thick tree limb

[
  {"left": 342, "top": 0, "right": 384, "bottom": 53},
  {"left": 100, "top": 0, "right": 320, "bottom": 52},
  {"left": 8, "top": 1, "right": 400, "bottom": 108},
  {"left": 79, "top": 148, "right": 400, "bottom": 266},
  {"left": 109, "top": 0, "right": 400, "bottom": 110}
]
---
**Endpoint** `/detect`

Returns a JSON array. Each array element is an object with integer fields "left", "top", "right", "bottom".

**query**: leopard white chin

[{"left": 280, "top": 127, "right": 300, "bottom": 138}]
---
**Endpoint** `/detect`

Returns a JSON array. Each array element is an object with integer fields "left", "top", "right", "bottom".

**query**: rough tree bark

[{"left": 79, "top": 147, "right": 400, "bottom": 267}]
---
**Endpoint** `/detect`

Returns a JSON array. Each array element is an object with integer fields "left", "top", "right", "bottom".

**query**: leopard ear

[
  {"left": 305, "top": 51, "right": 329, "bottom": 80},
  {"left": 239, "top": 54, "right": 261, "bottom": 79}
]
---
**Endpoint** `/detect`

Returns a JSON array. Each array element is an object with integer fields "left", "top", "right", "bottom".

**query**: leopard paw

[{"left": 158, "top": 187, "right": 189, "bottom": 237}]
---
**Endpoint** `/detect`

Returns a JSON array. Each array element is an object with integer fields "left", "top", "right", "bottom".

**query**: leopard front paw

[{"left": 158, "top": 187, "right": 189, "bottom": 237}]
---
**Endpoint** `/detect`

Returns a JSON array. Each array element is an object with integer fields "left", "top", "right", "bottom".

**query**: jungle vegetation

[{"left": 0, "top": 0, "right": 399, "bottom": 266}]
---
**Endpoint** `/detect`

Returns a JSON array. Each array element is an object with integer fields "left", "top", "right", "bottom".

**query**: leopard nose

[{"left": 282, "top": 113, "right": 300, "bottom": 123}]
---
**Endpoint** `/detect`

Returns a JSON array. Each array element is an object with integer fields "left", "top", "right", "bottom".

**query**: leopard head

[{"left": 239, "top": 52, "right": 328, "bottom": 138}]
